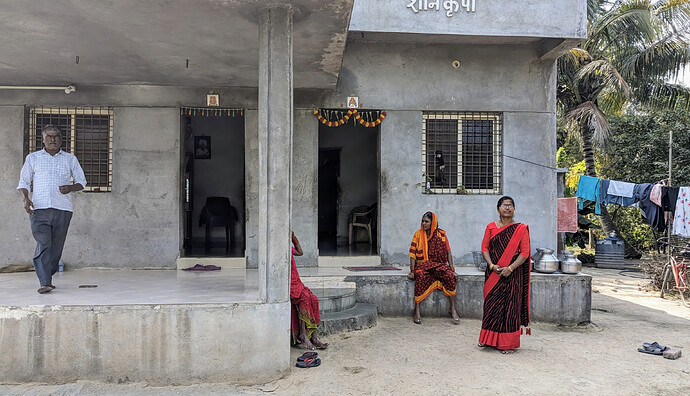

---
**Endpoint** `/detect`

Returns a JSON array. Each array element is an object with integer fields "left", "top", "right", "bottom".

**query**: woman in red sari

[
  {"left": 291, "top": 232, "right": 328, "bottom": 350},
  {"left": 479, "top": 196, "right": 531, "bottom": 354},
  {"left": 408, "top": 211, "right": 460, "bottom": 324}
]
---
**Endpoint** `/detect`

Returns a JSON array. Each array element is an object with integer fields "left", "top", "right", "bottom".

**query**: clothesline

[{"left": 575, "top": 175, "right": 689, "bottom": 238}]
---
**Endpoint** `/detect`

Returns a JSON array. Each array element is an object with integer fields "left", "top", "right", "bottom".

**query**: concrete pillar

[
  {"left": 258, "top": 5, "right": 293, "bottom": 303},
  {"left": 244, "top": 110, "right": 259, "bottom": 269},
  {"left": 292, "top": 109, "right": 318, "bottom": 267}
]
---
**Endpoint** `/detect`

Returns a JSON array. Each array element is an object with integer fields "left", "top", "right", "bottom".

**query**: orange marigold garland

[{"left": 313, "top": 109, "right": 386, "bottom": 127}]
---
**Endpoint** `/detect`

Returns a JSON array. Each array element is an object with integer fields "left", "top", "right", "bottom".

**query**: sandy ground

[{"left": 1, "top": 267, "right": 689, "bottom": 396}]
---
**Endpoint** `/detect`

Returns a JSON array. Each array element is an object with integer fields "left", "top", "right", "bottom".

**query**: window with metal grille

[
  {"left": 28, "top": 107, "right": 113, "bottom": 192},
  {"left": 422, "top": 111, "right": 502, "bottom": 194}
]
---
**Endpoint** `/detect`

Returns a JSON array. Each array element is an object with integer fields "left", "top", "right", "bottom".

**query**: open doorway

[
  {"left": 181, "top": 112, "right": 245, "bottom": 257},
  {"left": 318, "top": 110, "right": 380, "bottom": 256}
]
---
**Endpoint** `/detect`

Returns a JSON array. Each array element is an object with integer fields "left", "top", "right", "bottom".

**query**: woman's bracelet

[{"left": 507, "top": 265, "right": 514, "bottom": 273}]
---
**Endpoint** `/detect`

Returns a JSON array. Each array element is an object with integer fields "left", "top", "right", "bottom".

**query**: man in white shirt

[{"left": 17, "top": 125, "right": 87, "bottom": 294}]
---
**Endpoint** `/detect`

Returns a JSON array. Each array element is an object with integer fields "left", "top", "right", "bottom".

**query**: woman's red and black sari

[
  {"left": 290, "top": 248, "right": 321, "bottom": 344},
  {"left": 408, "top": 212, "right": 457, "bottom": 303},
  {"left": 479, "top": 222, "right": 531, "bottom": 350}
]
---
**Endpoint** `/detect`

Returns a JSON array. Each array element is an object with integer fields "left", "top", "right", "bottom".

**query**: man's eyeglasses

[{"left": 500, "top": 204, "right": 514, "bottom": 208}]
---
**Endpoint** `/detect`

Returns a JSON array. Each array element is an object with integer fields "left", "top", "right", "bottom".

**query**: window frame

[
  {"left": 28, "top": 106, "right": 114, "bottom": 192},
  {"left": 422, "top": 111, "right": 503, "bottom": 195}
]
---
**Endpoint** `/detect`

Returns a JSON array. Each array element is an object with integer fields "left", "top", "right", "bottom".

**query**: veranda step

[
  {"left": 312, "top": 287, "right": 357, "bottom": 313},
  {"left": 318, "top": 303, "right": 378, "bottom": 336}
]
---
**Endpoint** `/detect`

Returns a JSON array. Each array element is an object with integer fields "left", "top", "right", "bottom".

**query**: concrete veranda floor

[
  {"left": 0, "top": 264, "right": 419, "bottom": 306},
  {"left": 1, "top": 266, "right": 689, "bottom": 395}
]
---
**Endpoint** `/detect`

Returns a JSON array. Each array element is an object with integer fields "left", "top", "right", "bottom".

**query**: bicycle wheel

[{"left": 660, "top": 263, "right": 671, "bottom": 299}]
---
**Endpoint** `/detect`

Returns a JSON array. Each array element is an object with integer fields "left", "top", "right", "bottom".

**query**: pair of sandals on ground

[
  {"left": 637, "top": 341, "right": 669, "bottom": 355},
  {"left": 295, "top": 351, "right": 321, "bottom": 368}
]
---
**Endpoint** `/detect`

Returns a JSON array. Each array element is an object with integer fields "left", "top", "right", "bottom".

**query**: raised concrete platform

[
  {"left": 0, "top": 269, "right": 288, "bottom": 385},
  {"left": 347, "top": 268, "right": 592, "bottom": 324}
]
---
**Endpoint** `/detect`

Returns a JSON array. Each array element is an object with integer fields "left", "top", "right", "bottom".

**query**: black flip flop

[
  {"left": 297, "top": 351, "right": 318, "bottom": 362},
  {"left": 296, "top": 357, "right": 321, "bottom": 368},
  {"left": 642, "top": 342, "right": 668, "bottom": 351},
  {"left": 637, "top": 346, "right": 664, "bottom": 355}
]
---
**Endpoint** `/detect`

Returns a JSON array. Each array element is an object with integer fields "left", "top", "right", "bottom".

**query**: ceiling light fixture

[{"left": 0, "top": 85, "right": 76, "bottom": 94}]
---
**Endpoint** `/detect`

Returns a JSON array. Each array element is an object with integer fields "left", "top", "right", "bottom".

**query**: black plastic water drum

[{"left": 595, "top": 237, "right": 625, "bottom": 269}]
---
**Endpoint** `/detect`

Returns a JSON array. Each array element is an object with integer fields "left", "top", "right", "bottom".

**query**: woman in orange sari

[
  {"left": 291, "top": 232, "right": 328, "bottom": 350},
  {"left": 408, "top": 211, "right": 460, "bottom": 324},
  {"left": 479, "top": 196, "right": 531, "bottom": 354}
]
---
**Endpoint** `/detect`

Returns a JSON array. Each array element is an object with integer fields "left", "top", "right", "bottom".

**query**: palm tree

[{"left": 557, "top": 0, "right": 690, "bottom": 255}]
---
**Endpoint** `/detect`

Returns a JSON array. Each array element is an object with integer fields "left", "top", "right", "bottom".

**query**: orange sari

[{"left": 408, "top": 212, "right": 457, "bottom": 303}]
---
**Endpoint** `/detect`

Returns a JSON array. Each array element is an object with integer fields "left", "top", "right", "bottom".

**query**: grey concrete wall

[
  {"left": 0, "top": 106, "right": 32, "bottom": 269},
  {"left": 187, "top": 116, "right": 245, "bottom": 243},
  {"left": 350, "top": 0, "right": 587, "bottom": 39},
  {"left": 0, "top": 85, "right": 258, "bottom": 109},
  {"left": 316, "top": 41, "right": 555, "bottom": 111},
  {"left": 0, "top": 105, "right": 182, "bottom": 269},
  {"left": 0, "top": 301, "right": 291, "bottom": 384},
  {"left": 74, "top": 108, "right": 181, "bottom": 268},
  {"left": 292, "top": 110, "right": 319, "bottom": 266},
  {"left": 349, "top": 272, "right": 591, "bottom": 324}
]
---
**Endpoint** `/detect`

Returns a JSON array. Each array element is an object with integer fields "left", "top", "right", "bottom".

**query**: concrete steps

[
  {"left": 314, "top": 288, "right": 356, "bottom": 313},
  {"left": 318, "top": 303, "right": 378, "bottom": 336},
  {"left": 310, "top": 282, "right": 378, "bottom": 336}
]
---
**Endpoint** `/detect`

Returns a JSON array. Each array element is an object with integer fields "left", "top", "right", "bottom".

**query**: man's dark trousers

[{"left": 30, "top": 208, "right": 72, "bottom": 286}]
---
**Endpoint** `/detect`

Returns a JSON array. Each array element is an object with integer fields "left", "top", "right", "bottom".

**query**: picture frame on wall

[{"left": 194, "top": 136, "right": 211, "bottom": 159}]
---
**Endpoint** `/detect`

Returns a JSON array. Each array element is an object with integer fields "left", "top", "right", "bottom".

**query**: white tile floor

[{"left": 0, "top": 266, "right": 482, "bottom": 307}]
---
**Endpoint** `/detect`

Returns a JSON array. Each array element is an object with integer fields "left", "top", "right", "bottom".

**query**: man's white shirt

[{"left": 17, "top": 149, "right": 87, "bottom": 212}]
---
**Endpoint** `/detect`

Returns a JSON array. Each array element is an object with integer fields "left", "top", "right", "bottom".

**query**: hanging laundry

[
  {"left": 650, "top": 183, "right": 664, "bottom": 207},
  {"left": 600, "top": 179, "right": 638, "bottom": 206},
  {"left": 607, "top": 180, "right": 635, "bottom": 197},
  {"left": 673, "top": 187, "right": 690, "bottom": 238},
  {"left": 636, "top": 183, "right": 665, "bottom": 232},
  {"left": 576, "top": 175, "right": 601, "bottom": 215},
  {"left": 557, "top": 197, "right": 578, "bottom": 233},
  {"left": 662, "top": 186, "right": 680, "bottom": 213}
]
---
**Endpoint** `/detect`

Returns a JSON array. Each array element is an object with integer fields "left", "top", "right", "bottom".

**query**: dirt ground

[{"left": 2, "top": 267, "right": 689, "bottom": 396}]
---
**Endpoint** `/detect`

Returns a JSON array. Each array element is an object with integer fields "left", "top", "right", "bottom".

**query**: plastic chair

[
  {"left": 199, "top": 197, "right": 238, "bottom": 251},
  {"left": 348, "top": 203, "right": 377, "bottom": 246}
]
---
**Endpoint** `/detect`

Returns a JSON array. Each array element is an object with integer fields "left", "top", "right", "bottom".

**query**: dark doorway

[
  {"left": 318, "top": 148, "right": 341, "bottom": 254},
  {"left": 318, "top": 112, "right": 380, "bottom": 256},
  {"left": 181, "top": 113, "right": 245, "bottom": 257}
]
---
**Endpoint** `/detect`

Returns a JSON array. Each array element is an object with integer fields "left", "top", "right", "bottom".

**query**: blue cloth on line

[
  {"left": 576, "top": 175, "right": 601, "bottom": 215},
  {"left": 599, "top": 179, "right": 639, "bottom": 206}
]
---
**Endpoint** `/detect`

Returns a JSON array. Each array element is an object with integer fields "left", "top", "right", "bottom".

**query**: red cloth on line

[{"left": 557, "top": 197, "right": 579, "bottom": 233}]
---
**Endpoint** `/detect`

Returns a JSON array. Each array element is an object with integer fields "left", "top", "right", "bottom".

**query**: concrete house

[{"left": 0, "top": 0, "right": 587, "bottom": 384}]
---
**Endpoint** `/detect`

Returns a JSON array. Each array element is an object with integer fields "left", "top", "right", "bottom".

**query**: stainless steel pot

[
  {"left": 560, "top": 251, "right": 582, "bottom": 274},
  {"left": 534, "top": 248, "right": 559, "bottom": 273}
]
